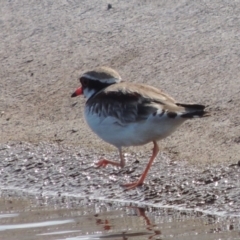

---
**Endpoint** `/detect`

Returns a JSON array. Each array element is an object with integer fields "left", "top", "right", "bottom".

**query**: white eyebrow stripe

[{"left": 82, "top": 74, "right": 121, "bottom": 84}]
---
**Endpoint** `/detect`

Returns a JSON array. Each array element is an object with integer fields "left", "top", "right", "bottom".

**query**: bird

[{"left": 71, "top": 66, "right": 209, "bottom": 189}]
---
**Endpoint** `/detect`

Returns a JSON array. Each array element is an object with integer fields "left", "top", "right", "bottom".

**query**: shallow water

[{"left": 0, "top": 195, "right": 240, "bottom": 240}]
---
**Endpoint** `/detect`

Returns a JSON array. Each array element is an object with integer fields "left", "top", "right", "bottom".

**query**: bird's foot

[
  {"left": 122, "top": 180, "right": 144, "bottom": 190},
  {"left": 95, "top": 158, "right": 121, "bottom": 168}
]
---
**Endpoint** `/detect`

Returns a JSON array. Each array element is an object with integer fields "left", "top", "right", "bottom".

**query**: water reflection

[
  {"left": 93, "top": 207, "right": 161, "bottom": 239},
  {"left": 0, "top": 197, "right": 239, "bottom": 240}
]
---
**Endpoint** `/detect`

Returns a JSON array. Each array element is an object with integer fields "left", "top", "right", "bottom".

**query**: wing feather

[{"left": 86, "top": 82, "right": 179, "bottom": 124}]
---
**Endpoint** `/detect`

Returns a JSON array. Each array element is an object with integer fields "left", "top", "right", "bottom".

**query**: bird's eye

[{"left": 80, "top": 77, "right": 89, "bottom": 87}]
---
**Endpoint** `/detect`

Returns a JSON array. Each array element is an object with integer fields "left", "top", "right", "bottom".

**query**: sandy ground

[{"left": 1, "top": 0, "right": 240, "bottom": 210}]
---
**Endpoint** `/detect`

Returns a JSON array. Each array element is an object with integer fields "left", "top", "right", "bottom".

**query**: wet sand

[{"left": 0, "top": 141, "right": 240, "bottom": 215}]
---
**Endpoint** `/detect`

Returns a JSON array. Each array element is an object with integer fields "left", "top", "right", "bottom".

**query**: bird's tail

[{"left": 176, "top": 103, "right": 210, "bottom": 118}]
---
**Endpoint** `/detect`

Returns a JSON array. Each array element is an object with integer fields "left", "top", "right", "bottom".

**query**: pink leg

[
  {"left": 122, "top": 141, "right": 159, "bottom": 190},
  {"left": 95, "top": 158, "right": 121, "bottom": 168},
  {"left": 95, "top": 147, "right": 125, "bottom": 168}
]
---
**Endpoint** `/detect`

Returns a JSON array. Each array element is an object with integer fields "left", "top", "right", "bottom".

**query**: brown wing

[{"left": 86, "top": 82, "right": 181, "bottom": 124}]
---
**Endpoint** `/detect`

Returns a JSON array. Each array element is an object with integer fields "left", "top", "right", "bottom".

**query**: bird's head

[{"left": 71, "top": 66, "right": 121, "bottom": 100}]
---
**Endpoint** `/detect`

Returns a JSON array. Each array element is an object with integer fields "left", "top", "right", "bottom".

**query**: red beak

[{"left": 71, "top": 87, "right": 83, "bottom": 97}]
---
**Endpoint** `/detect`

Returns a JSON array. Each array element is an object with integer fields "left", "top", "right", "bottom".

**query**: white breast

[{"left": 84, "top": 108, "right": 185, "bottom": 148}]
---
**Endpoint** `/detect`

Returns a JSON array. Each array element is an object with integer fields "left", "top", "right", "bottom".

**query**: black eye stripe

[
  {"left": 80, "top": 77, "right": 112, "bottom": 91},
  {"left": 89, "top": 80, "right": 110, "bottom": 90},
  {"left": 80, "top": 77, "right": 89, "bottom": 86},
  {"left": 80, "top": 77, "right": 89, "bottom": 81}
]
